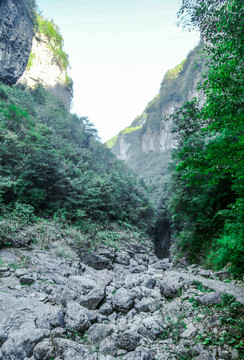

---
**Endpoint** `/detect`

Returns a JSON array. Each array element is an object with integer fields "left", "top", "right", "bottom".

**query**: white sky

[{"left": 37, "top": 0, "right": 199, "bottom": 142}]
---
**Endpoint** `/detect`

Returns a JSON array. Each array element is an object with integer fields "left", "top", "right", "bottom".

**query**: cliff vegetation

[
  {"left": 0, "top": 82, "right": 155, "bottom": 249},
  {"left": 167, "top": 0, "right": 244, "bottom": 277}
]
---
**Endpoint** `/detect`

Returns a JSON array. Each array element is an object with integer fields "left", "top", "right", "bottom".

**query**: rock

[
  {"left": 134, "top": 298, "right": 152, "bottom": 313},
  {"left": 100, "top": 302, "right": 113, "bottom": 316},
  {"left": 216, "top": 271, "right": 231, "bottom": 281},
  {"left": 79, "top": 251, "right": 113, "bottom": 270},
  {"left": 50, "top": 327, "right": 66, "bottom": 338},
  {"left": 196, "top": 292, "right": 222, "bottom": 306},
  {"left": 62, "top": 275, "right": 106, "bottom": 310},
  {"left": 194, "top": 351, "right": 215, "bottom": 360},
  {"left": 115, "top": 331, "right": 140, "bottom": 351},
  {"left": 199, "top": 270, "right": 211, "bottom": 278},
  {"left": 100, "top": 336, "right": 118, "bottom": 357},
  {"left": 66, "top": 275, "right": 97, "bottom": 294},
  {"left": 0, "top": 0, "right": 34, "bottom": 85},
  {"left": 78, "top": 284, "right": 106, "bottom": 310},
  {"left": 52, "top": 338, "right": 90, "bottom": 359},
  {"left": 123, "top": 348, "right": 155, "bottom": 359},
  {"left": 33, "top": 339, "right": 53, "bottom": 360},
  {"left": 139, "top": 317, "right": 165, "bottom": 340},
  {"left": 180, "top": 323, "right": 197, "bottom": 339},
  {"left": 207, "top": 316, "right": 221, "bottom": 328},
  {"left": 131, "top": 265, "right": 147, "bottom": 273},
  {"left": 20, "top": 275, "right": 35, "bottom": 285},
  {"left": 15, "top": 269, "right": 28, "bottom": 277},
  {"left": 64, "top": 301, "right": 91, "bottom": 332},
  {"left": 219, "top": 351, "right": 230, "bottom": 360},
  {"left": 151, "top": 260, "right": 171, "bottom": 270},
  {"left": 1, "top": 328, "right": 50, "bottom": 360},
  {"left": 143, "top": 277, "right": 156, "bottom": 289},
  {"left": 231, "top": 349, "right": 239, "bottom": 359},
  {"left": 112, "top": 288, "right": 135, "bottom": 312},
  {"left": 87, "top": 324, "right": 113, "bottom": 343},
  {"left": 98, "top": 247, "right": 116, "bottom": 262},
  {"left": 160, "top": 277, "right": 183, "bottom": 298},
  {"left": 114, "top": 251, "right": 130, "bottom": 266}
]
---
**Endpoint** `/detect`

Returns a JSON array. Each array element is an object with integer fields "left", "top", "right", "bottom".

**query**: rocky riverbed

[{"left": 0, "top": 238, "right": 243, "bottom": 360}]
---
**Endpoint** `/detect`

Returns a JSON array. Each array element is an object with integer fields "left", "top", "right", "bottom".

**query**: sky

[{"left": 36, "top": 0, "right": 199, "bottom": 142}]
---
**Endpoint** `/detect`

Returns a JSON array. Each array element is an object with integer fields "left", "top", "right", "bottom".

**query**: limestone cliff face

[
  {"left": 110, "top": 43, "right": 205, "bottom": 162},
  {"left": 0, "top": 0, "right": 33, "bottom": 85},
  {"left": 18, "top": 34, "right": 72, "bottom": 110},
  {"left": 109, "top": 42, "right": 206, "bottom": 204}
]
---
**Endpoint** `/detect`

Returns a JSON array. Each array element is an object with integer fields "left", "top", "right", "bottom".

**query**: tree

[{"left": 168, "top": 0, "right": 244, "bottom": 276}]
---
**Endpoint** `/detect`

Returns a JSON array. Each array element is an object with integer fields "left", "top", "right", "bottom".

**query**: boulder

[
  {"left": 196, "top": 292, "right": 222, "bottom": 306},
  {"left": 160, "top": 277, "right": 183, "bottom": 298},
  {"left": 123, "top": 348, "right": 155, "bottom": 360},
  {"left": 86, "top": 324, "right": 113, "bottom": 343},
  {"left": 112, "top": 288, "right": 135, "bottom": 312},
  {"left": 114, "top": 251, "right": 130, "bottom": 266},
  {"left": 115, "top": 331, "right": 140, "bottom": 351},
  {"left": 79, "top": 251, "right": 113, "bottom": 270},
  {"left": 64, "top": 301, "right": 91, "bottom": 332}
]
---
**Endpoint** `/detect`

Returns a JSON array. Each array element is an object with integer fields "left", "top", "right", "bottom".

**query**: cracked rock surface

[
  {"left": 0, "top": 0, "right": 33, "bottom": 85},
  {"left": 0, "top": 239, "right": 243, "bottom": 360}
]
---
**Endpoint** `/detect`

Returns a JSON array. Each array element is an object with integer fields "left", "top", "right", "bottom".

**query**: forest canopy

[{"left": 167, "top": 0, "right": 244, "bottom": 276}]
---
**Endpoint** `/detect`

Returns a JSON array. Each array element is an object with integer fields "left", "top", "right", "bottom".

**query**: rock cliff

[
  {"left": 0, "top": 0, "right": 33, "bottom": 85},
  {"left": 108, "top": 43, "right": 206, "bottom": 203},
  {"left": 18, "top": 33, "right": 72, "bottom": 110}
]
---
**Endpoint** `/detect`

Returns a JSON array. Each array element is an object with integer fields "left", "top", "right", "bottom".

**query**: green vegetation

[
  {"left": 106, "top": 134, "right": 119, "bottom": 149},
  {"left": 120, "top": 125, "right": 142, "bottom": 136},
  {"left": 26, "top": 51, "right": 35, "bottom": 71},
  {"left": 0, "top": 82, "right": 155, "bottom": 249},
  {"left": 163, "top": 59, "right": 186, "bottom": 81},
  {"left": 36, "top": 15, "right": 70, "bottom": 71},
  {"left": 168, "top": 0, "right": 244, "bottom": 277},
  {"left": 195, "top": 294, "right": 243, "bottom": 352}
]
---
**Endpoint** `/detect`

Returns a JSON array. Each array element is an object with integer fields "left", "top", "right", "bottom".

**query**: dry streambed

[{"left": 0, "top": 239, "right": 243, "bottom": 360}]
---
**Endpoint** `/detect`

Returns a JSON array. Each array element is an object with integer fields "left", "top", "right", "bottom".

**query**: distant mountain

[{"left": 107, "top": 42, "right": 205, "bottom": 205}]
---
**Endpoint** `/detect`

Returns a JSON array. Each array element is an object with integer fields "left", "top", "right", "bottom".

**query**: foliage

[
  {"left": 164, "top": 59, "right": 186, "bottom": 81},
  {"left": 0, "top": 82, "right": 155, "bottom": 243},
  {"left": 36, "top": 15, "right": 70, "bottom": 71},
  {"left": 168, "top": 0, "right": 244, "bottom": 276},
  {"left": 196, "top": 294, "right": 244, "bottom": 351},
  {"left": 106, "top": 134, "right": 119, "bottom": 149}
]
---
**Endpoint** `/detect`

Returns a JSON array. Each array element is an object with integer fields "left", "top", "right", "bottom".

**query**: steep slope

[
  {"left": 18, "top": 15, "right": 73, "bottom": 110},
  {"left": 0, "top": 0, "right": 33, "bottom": 85},
  {"left": 108, "top": 42, "right": 205, "bottom": 204}
]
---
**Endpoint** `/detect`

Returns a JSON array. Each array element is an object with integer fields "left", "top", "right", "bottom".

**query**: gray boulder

[
  {"left": 52, "top": 338, "right": 91, "bottom": 360},
  {"left": 160, "top": 277, "right": 183, "bottom": 298},
  {"left": 114, "top": 251, "right": 130, "bottom": 266},
  {"left": 1, "top": 328, "right": 50, "bottom": 360},
  {"left": 112, "top": 288, "right": 135, "bottom": 312},
  {"left": 123, "top": 348, "right": 155, "bottom": 360},
  {"left": 100, "top": 336, "right": 118, "bottom": 357},
  {"left": 33, "top": 340, "right": 53, "bottom": 360},
  {"left": 115, "top": 331, "right": 140, "bottom": 351},
  {"left": 86, "top": 324, "right": 113, "bottom": 343},
  {"left": 134, "top": 298, "right": 152, "bottom": 313},
  {"left": 196, "top": 292, "right": 222, "bottom": 306},
  {"left": 100, "top": 302, "right": 113, "bottom": 316},
  {"left": 64, "top": 301, "right": 91, "bottom": 332},
  {"left": 79, "top": 251, "right": 113, "bottom": 270}
]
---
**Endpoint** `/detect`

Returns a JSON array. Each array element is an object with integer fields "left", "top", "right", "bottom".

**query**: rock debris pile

[{"left": 0, "top": 239, "right": 243, "bottom": 360}]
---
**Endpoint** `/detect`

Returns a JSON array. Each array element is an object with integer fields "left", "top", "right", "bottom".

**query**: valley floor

[{"left": 0, "top": 238, "right": 243, "bottom": 360}]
